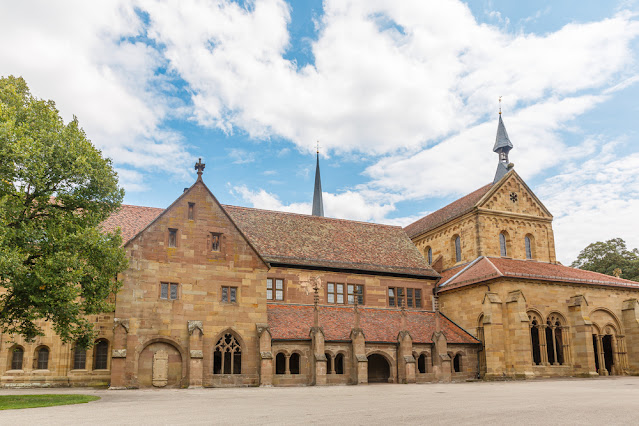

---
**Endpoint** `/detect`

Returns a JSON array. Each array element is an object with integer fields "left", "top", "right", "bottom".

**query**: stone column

[
  {"left": 598, "top": 335, "right": 608, "bottom": 376},
  {"left": 622, "top": 299, "right": 639, "bottom": 374},
  {"left": 397, "top": 331, "right": 416, "bottom": 384},
  {"left": 611, "top": 334, "right": 621, "bottom": 376},
  {"left": 551, "top": 326, "right": 559, "bottom": 366},
  {"left": 539, "top": 325, "right": 549, "bottom": 365},
  {"left": 256, "top": 324, "right": 273, "bottom": 386},
  {"left": 109, "top": 318, "right": 129, "bottom": 389},
  {"left": 350, "top": 328, "right": 367, "bottom": 385},
  {"left": 187, "top": 321, "right": 204, "bottom": 388},
  {"left": 481, "top": 292, "right": 505, "bottom": 378},
  {"left": 432, "top": 330, "right": 451, "bottom": 382},
  {"left": 310, "top": 327, "right": 327, "bottom": 386},
  {"left": 567, "top": 295, "right": 597, "bottom": 376},
  {"left": 505, "top": 290, "right": 534, "bottom": 377}
]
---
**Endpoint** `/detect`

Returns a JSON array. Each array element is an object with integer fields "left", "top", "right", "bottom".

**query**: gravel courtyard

[{"left": 1, "top": 376, "right": 638, "bottom": 425}]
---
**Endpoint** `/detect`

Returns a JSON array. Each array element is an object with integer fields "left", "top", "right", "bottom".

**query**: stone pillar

[
  {"left": 397, "top": 331, "right": 416, "bottom": 384},
  {"left": 597, "top": 335, "right": 608, "bottom": 376},
  {"left": 481, "top": 292, "right": 505, "bottom": 378},
  {"left": 567, "top": 295, "right": 597, "bottom": 376},
  {"left": 109, "top": 318, "right": 129, "bottom": 389},
  {"left": 350, "top": 328, "right": 367, "bottom": 384},
  {"left": 432, "top": 330, "right": 451, "bottom": 382},
  {"left": 187, "top": 321, "right": 204, "bottom": 388},
  {"left": 505, "top": 290, "right": 534, "bottom": 377},
  {"left": 622, "top": 299, "right": 639, "bottom": 374},
  {"left": 551, "top": 327, "right": 559, "bottom": 366},
  {"left": 539, "top": 325, "right": 549, "bottom": 365},
  {"left": 256, "top": 324, "right": 273, "bottom": 386},
  {"left": 310, "top": 327, "right": 327, "bottom": 386}
]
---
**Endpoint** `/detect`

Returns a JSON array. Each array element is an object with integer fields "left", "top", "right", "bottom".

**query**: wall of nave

[{"left": 438, "top": 278, "right": 639, "bottom": 378}]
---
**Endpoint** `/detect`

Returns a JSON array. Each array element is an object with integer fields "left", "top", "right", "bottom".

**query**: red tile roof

[
  {"left": 224, "top": 205, "right": 438, "bottom": 278},
  {"left": 101, "top": 204, "right": 164, "bottom": 244},
  {"left": 404, "top": 183, "right": 493, "bottom": 239},
  {"left": 438, "top": 256, "right": 639, "bottom": 292},
  {"left": 267, "top": 303, "right": 479, "bottom": 344}
]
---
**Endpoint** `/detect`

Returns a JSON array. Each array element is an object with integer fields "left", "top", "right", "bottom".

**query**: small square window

[
  {"left": 222, "top": 286, "right": 238, "bottom": 303},
  {"left": 211, "top": 233, "right": 221, "bottom": 252},
  {"left": 168, "top": 228, "right": 177, "bottom": 248},
  {"left": 347, "top": 284, "right": 365, "bottom": 305},
  {"left": 188, "top": 203, "right": 195, "bottom": 220},
  {"left": 161, "top": 282, "right": 178, "bottom": 300},
  {"left": 170, "top": 283, "right": 178, "bottom": 300}
]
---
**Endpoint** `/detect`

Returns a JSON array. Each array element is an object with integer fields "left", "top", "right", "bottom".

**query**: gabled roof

[
  {"left": 438, "top": 256, "right": 639, "bottom": 292},
  {"left": 267, "top": 304, "right": 479, "bottom": 344},
  {"left": 224, "top": 205, "right": 438, "bottom": 278},
  {"left": 404, "top": 183, "right": 493, "bottom": 239},
  {"left": 101, "top": 205, "right": 163, "bottom": 243}
]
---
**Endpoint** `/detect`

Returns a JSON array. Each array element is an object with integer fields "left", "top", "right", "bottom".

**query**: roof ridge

[
  {"left": 223, "top": 204, "right": 403, "bottom": 229},
  {"left": 118, "top": 204, "right": 165, "bottom": 210}
]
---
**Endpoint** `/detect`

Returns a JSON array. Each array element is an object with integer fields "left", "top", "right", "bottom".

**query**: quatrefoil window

[{"left": 509, "top": 192, "right": 518, "bottom": 203}]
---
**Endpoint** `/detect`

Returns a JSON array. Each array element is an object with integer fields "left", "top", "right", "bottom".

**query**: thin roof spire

[
  {"left": 493, "top": 102, "right": 514, "bottom": 183},
  {"left": 312, "top": 142, "right": 324, "bottom": 217}
]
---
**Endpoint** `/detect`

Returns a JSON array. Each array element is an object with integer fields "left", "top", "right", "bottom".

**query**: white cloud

[{"left": 228, "top": 148, "right": 256, "bottom": 164}]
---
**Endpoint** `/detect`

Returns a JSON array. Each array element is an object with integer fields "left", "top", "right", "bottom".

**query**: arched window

[
  {"left": 529, "top": 317, "right": 542, "bottom": 365},
  {"left": 335, "top": 353, "right": 344, "bottom": 374},
  {"left": 289, "top": 353, "right": 301, "bottom": 375},
  {"left": 454, "top": 236, "right": 461, "bottom": 263},
  {"left": 453, "top": 353, "right": 462, "bottom": 373},
  {"left": 94, "top": 339, "right": 109, "bottom": 370},
  {"left": 417, "top": 353, "right": 427, "bottom": 374},
  {"left": 426, "top": 247, "right": 433, "bottom": 265},
  {"left": 275, "top": 353, "right": 286, "bottom": 375},
  {"left": 73, "top": 344, "right": 87, "bottom": 370},
  {"left": 525, "top": 235, "right": 534, "bottom": 259},
  {"left": 547, "top": 314, "right": 566, "bottom": 366},
  {"left": 10, "top": 347, "right": 24, "bottom": 370},
  {"left": 213, "top": 333, "right": 242, "bottom": 374},
  {"left": 325, "top": 352, "right": 333, "bottom": 374},
  {"left": 499, "top": 232, "right": 508, "bottom": 257},
  {"left": 35, "top": 346, "right": 49, "bottom": 370}
]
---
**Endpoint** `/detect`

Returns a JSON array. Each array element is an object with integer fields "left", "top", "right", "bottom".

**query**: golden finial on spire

[{"left": 499, "top": 96, "right": 502, "bottom": 115}]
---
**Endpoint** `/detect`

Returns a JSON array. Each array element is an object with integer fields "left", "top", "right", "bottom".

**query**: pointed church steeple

[
  {"left": 493, "top": 104, "right": 514, "bottom": 183},
  {"left": 312, "top": 145, "right": 324, "bottom": 217}
]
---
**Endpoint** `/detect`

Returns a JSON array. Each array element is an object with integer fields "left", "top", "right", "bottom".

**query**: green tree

[
  {"left": 0, "top": 76, "right": 127, "bottom": 347},
  {"left": 571, "top": 238, "right": 639, "bottom": 282}
]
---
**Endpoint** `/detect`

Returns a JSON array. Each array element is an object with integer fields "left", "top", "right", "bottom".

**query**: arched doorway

[
  {"left": 602, "top": 335, "right": 614, "bottom": 375},
  {"left": 367, "top": 354, "right": 390, "bottom": 383},
  {"left": 138, "top": 341, "right": 184, "bottom": 388}
]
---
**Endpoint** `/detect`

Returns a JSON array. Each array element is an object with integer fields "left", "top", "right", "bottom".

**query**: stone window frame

[
  {"left": 426, "top": 246, "right": 433, "bottom": 265},
  {"left": 213, "top": 332, "right": 243, "bottom": 375},
  {"left": 274, "top": 350, "right": 303, "bottom": 375},
  {"left": 347, "top": 284, "right": 365, "bottom": 305},
  {"left": 72, "top": 343, "right": 87, "bottom": 370},
  {"left": 266, "top": 277, "right": 285, "bottom": 301},
  {"left": 187, "top": 202, "right": 195, "bottom": 221},
  {"left": 387, "top": 286, "right": 423, "bottom": 309},
  {"left": 413, "top": 351, "right": 430, "bottom": 374},
  {"left": 168, "top": 228, "right": 178, "bottom": 248},
  {"left": 325, "top": 350, "right": 346, "bottom": 375},
  {"left": 94, "top": 339, "right": 110, "bottom": 370},
  {"left": 160, "top": 282, "right": 179, "bottom": 300},
  {"left": 221, "top": 286, "right": 238, "bottom": 304},
  {"left": 524, "top": 234, "right": 535, "bottom": 260},
  {"left": 499, "top": 231, "right": 512, "bottom": 257},
  {"left": 210, "top": 232, "right": 222, "bottom": 252},
  {"left": 452, "top": 235, "right": 462, "bottom": 263},
  {"left": 9, "top": 345, "right": 24, "bottom": 370},
  {"left": 33, "top": 345, "right": 49, "bottom": 370}
]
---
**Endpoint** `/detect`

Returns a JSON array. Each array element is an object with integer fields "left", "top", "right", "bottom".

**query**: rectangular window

[
  {"left": 188, "top": 202, "right": 195, "bottom": 220},
  {"left": 327, "top": 282, "right": 345, "bottom": 304},
  {"left": 168, "top": 228, "right": 177, "bottom": 248},
  {"left": 170, "top": 283, "right": 178, "bottom": 300},
  {"left": 347, "top": 284, "right": 364, "bottom": 305},
  {"left": 388, "top": 287, "right": 395, "bottom": 307},
  {"left": 73, "top": 347, "right": 86, "bottom": 370},
  {"left": 327, "top": 283, "right": 335, "bottom": 304},
  {"left": 397, "top": 287, "right": 405, "bottom": 308},
  {"left": 160, "top": 282, "right": 169, "bottom": 299},
  {"left": 336, "top": 284, "right": 344, "bottom": 304},
  {"left": 211, "top": 233, "right": 221, "bottom": 251},
  {"left": 389, "top": 287, "right": 422, "bottom": 308},
  {"left": 415, "top": 289, "right": 422, "bottom": 308},
  {"left": 267, "top": 278, "right": 284, "bottom": 301},
  {"left": 406, "top": 288, "right": 413, "bottom": 308},
  {"left": 222, "top": 286, "right": 237, "bottom": 303}
]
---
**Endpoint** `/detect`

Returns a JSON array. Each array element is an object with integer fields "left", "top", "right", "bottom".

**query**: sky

[{"left": 1, "top": 0, "right": 639, "bottom": 265}]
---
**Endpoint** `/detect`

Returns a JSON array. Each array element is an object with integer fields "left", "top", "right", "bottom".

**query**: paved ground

[{"left": 1, "top": 376, "right": 638, "bottom": 425}]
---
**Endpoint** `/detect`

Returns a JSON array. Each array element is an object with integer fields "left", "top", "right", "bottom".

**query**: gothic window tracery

[{"left": 213, "top": 333, "right": 242, "bottom": 374}]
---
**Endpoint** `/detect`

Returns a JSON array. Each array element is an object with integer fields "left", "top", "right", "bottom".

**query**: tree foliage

[
  {"left": 571, "top": 238, "right": 639, "bottom": 282},
  {"left": 0, "top": 76, "right": 127, "bottom": 346}
]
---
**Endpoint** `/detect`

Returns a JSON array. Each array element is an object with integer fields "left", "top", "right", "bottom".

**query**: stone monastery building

[{"left": 2, "top": 114, "right": 639, "bottom": 387}]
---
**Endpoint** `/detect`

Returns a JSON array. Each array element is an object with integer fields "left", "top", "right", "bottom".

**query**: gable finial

[
  {"left": 195, "top": 158, "right": 205, "bottom": 181},
  {"left": 499, "top": 96, "right": 502, "bottom": 115}
]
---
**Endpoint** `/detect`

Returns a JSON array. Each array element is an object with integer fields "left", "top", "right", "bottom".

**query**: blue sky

[{"left": 1, "top": 0, "right": 639, "bottom": 263}]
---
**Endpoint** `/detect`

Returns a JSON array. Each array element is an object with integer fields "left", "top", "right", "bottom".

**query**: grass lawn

[{"left": 0, "top": 394, "right": 100, "bottom": 410}]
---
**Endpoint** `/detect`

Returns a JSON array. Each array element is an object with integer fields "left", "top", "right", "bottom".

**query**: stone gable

[{"left": 478, "top": 171, "right": 552, "bottom": 219}]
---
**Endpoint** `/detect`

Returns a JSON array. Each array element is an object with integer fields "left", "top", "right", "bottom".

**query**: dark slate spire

[
  {"left": 312, "top": 150, "right": 324, "bottom": 217},
  {"left": 493, "top": 111, "right": 514, "bottom": 183}
]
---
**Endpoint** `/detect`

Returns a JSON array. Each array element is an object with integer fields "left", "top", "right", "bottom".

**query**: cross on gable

[{"left": 195, "top": 158, "right": 205, "bottom": 179}]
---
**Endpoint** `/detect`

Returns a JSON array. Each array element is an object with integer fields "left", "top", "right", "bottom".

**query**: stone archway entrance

[
  {"left": 367, "top": 354, "right": 390, "bottom": 383},
  {"left": 602, "top": 335, "right": 614, "bottom": 375},
  {"left": 138, "top": 341, "right": 183, "bottom": 388}
]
